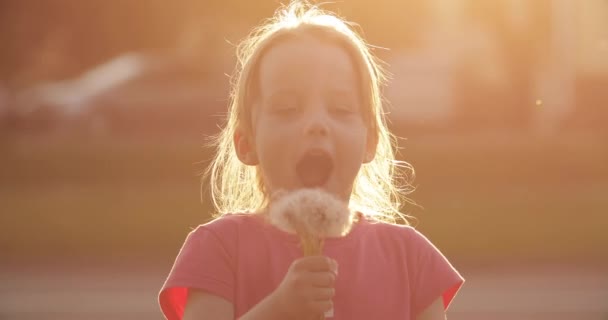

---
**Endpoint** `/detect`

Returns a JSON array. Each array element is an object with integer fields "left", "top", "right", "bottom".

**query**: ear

[
  {"left": 234, "top": 128, "right": 259, "bottom": 166},
  {"left": 363, "top": 129, "right": 378, "bottom": 164}
]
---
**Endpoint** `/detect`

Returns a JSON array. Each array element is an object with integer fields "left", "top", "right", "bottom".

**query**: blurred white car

[{"left": 13, "top": 52, "right": 228, "bottom": 136}]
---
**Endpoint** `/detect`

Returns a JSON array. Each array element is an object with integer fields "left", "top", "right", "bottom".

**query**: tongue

[{"left": 296, "top": 152, "right": 333, "bottom": 188}]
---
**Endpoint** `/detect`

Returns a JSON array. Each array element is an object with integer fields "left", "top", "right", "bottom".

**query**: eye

[
  {"left": 330, "top": 103, "right": 356, "bottom": 115},
  {"left": 272, "top": 103, "right": 298, "bottom": 115},
  {"left": 267, "top": 95, "right": 299, "bottom": 115},
  {"left": 267, "top": 99, "right": 300, "bottom": 116},
  {"left": 327, "top": 92, "right": 359, "bottom": 116}
]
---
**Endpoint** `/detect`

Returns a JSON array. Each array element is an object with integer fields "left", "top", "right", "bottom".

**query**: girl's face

[{"left": 238, "top": 34, "right": 376, "bottom": 202}]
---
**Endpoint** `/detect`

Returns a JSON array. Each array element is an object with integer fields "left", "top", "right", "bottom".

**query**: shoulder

[
  {"left": 192, "top": 213, "right": 260, "bottom": 237},
  {"left": 359, "top": 217, "right": 421, "bottom": 242},
  {"left": 164, "top": 214, "right": 263, "bottom": 284},
  {"left": 360, "top": 217, "right": 465, "bottom": 312},
  {"left": 182, "top": 213, "right": 263, "bottom": 253},
  {"left": 358, "top": 218, "right": 443, "bottom": 258}
]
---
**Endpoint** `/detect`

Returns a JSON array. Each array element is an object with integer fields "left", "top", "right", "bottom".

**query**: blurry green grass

[
  {"left": 0, "top": 182, "right": 204, "bottom": 262},
  {"left": 1, "top": 133, "right": 607, "bottom": 264}
]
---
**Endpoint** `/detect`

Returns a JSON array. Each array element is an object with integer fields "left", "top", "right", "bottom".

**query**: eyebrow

[
  {"left": 326, "top": 89, "right": 358, "bottom": 99},
  {"left": 264, "top": 87, "right": 358, "bottom": 98},
  {"left": 262, "top": 89, "right": 301, "bottom": 103}
]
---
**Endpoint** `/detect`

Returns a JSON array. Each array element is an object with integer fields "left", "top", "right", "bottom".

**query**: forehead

[{"left": 255, "top": 34, "right": 360, "bottom": 99}]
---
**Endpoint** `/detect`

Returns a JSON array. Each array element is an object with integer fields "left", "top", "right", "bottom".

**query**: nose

[{"left": 303, "top": 109, "right": 329, "bottom": 137}]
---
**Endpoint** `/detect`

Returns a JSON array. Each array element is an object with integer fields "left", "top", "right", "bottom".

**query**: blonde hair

[{"left": 205, "top": 1, "right": 415, "bottom": 223}]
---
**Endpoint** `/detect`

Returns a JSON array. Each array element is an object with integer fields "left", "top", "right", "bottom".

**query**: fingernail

[{"left": 331, "top": 259, "right": 338, "bottom": 275}]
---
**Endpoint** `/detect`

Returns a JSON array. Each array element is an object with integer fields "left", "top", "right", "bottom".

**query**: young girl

[{"left": 159, "top": 2, "right": 464, "bottom": 319}]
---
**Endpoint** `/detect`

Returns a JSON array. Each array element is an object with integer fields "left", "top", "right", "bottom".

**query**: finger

[
  {"left": 308, "top": 271, "right": 336, "bottom": 288},
  {"left": 311, "top": 287, "right": 335, "bottom": 300},
  {"left": 296, "top": 256, "right": 335, "bottom": 272},
  {"left": 307, "top": 299, "right": 333, "bottom": 314}
]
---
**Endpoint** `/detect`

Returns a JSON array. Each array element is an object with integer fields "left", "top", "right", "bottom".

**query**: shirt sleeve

[
  {"left": 407, "top": 228, "right": 464, "bottom": 316},
  {"left": 159, "top": 224, "right": 236, "bottom": 320}
]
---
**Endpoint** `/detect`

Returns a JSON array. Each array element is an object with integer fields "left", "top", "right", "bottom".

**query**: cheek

[
  {"left": 254, "top": 127, "right": 293, "bottom": 170},
  {"left": 254, "top": 115, "right": 299, "bottom": 151},
  {"left": 337, "top": 129, "right": 369, "bottom": 173}
]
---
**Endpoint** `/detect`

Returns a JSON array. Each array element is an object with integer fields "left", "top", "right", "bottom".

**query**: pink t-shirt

[{"left": 159, "top": 213, "right": 464, "bottom": 319}]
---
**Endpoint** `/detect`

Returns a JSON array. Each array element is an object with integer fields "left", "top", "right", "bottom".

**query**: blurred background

[{"left": 1, "top": 0, "right": 607, "bottom": 319}]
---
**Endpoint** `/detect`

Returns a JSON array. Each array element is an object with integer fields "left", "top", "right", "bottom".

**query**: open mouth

[{"left": 295, "top": 150, "right": 333, "bottom": 188}]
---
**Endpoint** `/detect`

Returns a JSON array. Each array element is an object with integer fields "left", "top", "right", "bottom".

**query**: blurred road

[{"left": 1, "top": 263, "right": 606, "bottom": 320}]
